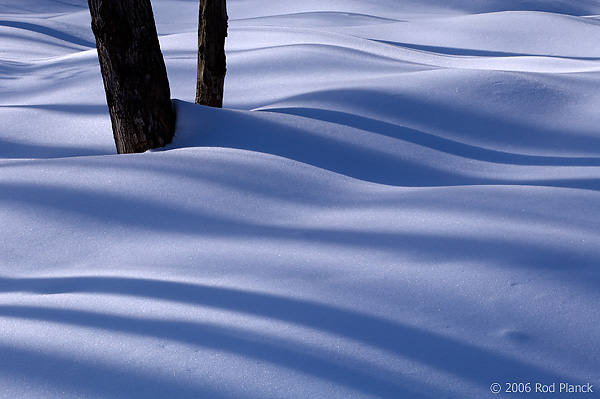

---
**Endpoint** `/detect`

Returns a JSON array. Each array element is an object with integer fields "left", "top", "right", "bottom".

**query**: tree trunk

[
  {"left": 196, "top": 0, "right": 228, "bottom": 107},
  {"left": 88, "top": 0, "right": 175, "bottom": 154}
]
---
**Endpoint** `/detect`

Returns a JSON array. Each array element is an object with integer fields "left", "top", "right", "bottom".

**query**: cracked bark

[
  {"left": 196, "top": 0, "right": 228, "bottom": 107},
  {"left": 88, "top": 0, "right": 175, "bottom": 154}
]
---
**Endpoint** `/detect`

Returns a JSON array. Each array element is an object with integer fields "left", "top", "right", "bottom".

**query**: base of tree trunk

[{"left": 89, "top": 0, "right": 175, "bottom": 154}]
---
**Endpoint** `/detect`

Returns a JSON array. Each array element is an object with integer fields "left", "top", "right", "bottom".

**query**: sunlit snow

[{"left": 0, "top": 0, "right": 599, "bottom": 398}]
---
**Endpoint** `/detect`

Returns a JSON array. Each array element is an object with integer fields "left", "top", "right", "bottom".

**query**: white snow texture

[{"left": 0, "top": 0, "right": 599, "bottom": 398}]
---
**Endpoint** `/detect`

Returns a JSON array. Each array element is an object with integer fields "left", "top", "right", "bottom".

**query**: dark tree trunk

[
  {"left": 88, "top": 0, "right": 175, "bottom": 154},
  {"left": 196, "top": 0, "right": 228, "bottom": 107}
]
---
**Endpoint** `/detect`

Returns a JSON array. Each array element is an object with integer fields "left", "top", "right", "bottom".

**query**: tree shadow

[
  {"left": 231, "top": 11, "right": 403, "bottom": 28},
  {"left": 0, "top": 276, "right": 585, "bottom": 397},
  {"left": 0, "top": 343, "right": 231, "bottom": 399},
  {"left": 0, "top": 20, "right": 95, "bottom": 49},
  {"left": 169, "top": 101, "right": 487, "bottom": 187},
  {"left": 2, "top": 103, "right": 109, "bottom": 116},
  {"left": 1, "top": 180, "right": 597, "bottom": 273},
  {"left": 253, "top": 87, "right": 600, "bottom": 158},
  {"left": 168, "top": 100, "right": 600, "bottom": 191},
  {"left": 261, "top": 106, "right": 600, "bottom": 167},
  {"left": 0, "top": 303, "right": 425, "bottom": 398},
  {"left": 0, "top": 0, "right": 87, "bottom": 14},
  {"left": 0, "top": 137, "right": 110, "bottom": 159},
  {"left": 372, "top": 40, "right": 600, "bottom": 60}
]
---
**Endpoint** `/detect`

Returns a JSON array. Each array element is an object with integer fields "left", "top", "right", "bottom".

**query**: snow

[{"left": 1, "top": 0, "right": 599, "bottom": 398}]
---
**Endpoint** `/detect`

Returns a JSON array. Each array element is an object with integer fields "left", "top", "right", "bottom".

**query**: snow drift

[{"left": 0, "top": 0, "right": 599, "bottom": 398}]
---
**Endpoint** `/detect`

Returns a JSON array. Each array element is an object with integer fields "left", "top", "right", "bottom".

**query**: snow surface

[{"left": 1, "top": 0, "right": 599, "bottom": 398}]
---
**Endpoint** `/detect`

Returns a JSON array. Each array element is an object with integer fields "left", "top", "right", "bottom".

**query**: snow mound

[{"left": 1, "top": 0, "right": 599, "bottom": 398}]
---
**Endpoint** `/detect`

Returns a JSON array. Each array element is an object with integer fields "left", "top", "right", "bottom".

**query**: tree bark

[
  {"left": 196, "top": 0, "right": 228, "bottom": 107},
  {"left": 88, "top": 0, "right": 175, "bottom": 154}
]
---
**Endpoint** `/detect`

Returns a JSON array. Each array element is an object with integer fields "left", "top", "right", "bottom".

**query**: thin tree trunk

[
  {"left": 88, "top": 0, "right": 175, "bottom": 154},
  {"left": 196, "top": 0, "right": 228, "bottom": 107}
]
